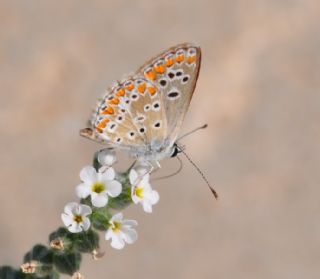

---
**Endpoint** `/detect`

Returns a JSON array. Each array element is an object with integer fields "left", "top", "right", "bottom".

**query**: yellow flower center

[
  {"left": 135, "top": 186, "right": 144, "bottom": 199},
  {"left": 92, "top": 182, "right": 105, "bottom": 193},
  {"left": 73, "top": 214, "right": 83, "bottom": 223},
  {"left": 111, "top": 221, "right": 122, "bottom": 233}
]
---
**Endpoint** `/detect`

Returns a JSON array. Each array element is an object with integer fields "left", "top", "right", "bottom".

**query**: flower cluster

[{"left": 61, "top": 149, "right": 159, "bottom": 250}]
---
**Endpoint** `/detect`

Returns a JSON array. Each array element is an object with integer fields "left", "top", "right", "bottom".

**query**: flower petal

[
  {"left": 81, "top": 218, "right": 91, "bottom": 231},
  {"left": 110, "top": 234, "right": 125, "bottom": 250},
  {"left": 129, "top": 169, "right": 138, "bottom": 185},
  {"left": 68, "top": 222, "right": 83, "bottom": 233},
  {"left": 134, "top": 162, "right": 151, "bottom": 177},
  {"left": 76, "top": 184, "right": 91, "bottom": 199},
  {"left": 100, "top": 167, "right": 115, "bottom": 181},
  {"left": 122, "top": 219, "right": 138, "bottom": 227},
  {"left": 140, "top": 173, "right": 150, "bottom": 187},
  {"left": 61, "top": 213, "right": 73, "bottom": 226},
  {"left": 105, "top": 229, "right": 113, "bottom": 240},
  {"left": 64, "top": 202, "right": 78, "bottom": 216},
  {"left": 111, "top": 212, "right": 123, "bottom": 222},
  {"left": 142, "top": 201, "right": 153, "bottom": 213},
  {"left": 123, "top": 227, "right": 137, "bottom": 244},
  {"left": 146, "top": 190, "right": 160, "bottom": 205},
  {"left": 78, "top": 204, "right": 92, "bottom": 216},
  {"left": 106, "top": 180, "right": 122, "bottom": 197},
  {"left": 80, "top": 166, "right": 97, "bottom": 184},
  {"left": 131, "top": 194, "right": 141, "bottom": 204},
  {"left": 91, "top": 194, "right": 108, "bottom": 207}
]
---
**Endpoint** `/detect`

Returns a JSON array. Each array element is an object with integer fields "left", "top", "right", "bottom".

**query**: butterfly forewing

[{"left": 139, "top": 43, "right": 201, "bottom": 145}]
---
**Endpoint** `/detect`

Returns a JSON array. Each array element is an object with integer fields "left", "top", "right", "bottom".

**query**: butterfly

[{"left": 80, "top": 43, "right": 201, "bottom": 165}]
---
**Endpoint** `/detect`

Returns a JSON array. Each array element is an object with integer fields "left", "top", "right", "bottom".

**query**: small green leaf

[
  {"left": 73, "top": 230, "right": 99, "bottom": 253},
  {"left": 91, "top": 208, "right": 111, "bottom": 231},
  {"left": 0, "top": 266, "right": 20, "bottom": 279},
  {"left": 53, "top": 251, "right": 81, "bottom": 276},
  {"left": 108, "top": 177, "right": 132, "bottom": 210},
  {"left": 49, "top": 228, "right": 69, "bottom": 242},
  {"left": 23, "top": 245, "right": 53, "bottom": 265},
  {"left": 49, "top": 228, "right": 73, "bottom": 251},
  {"left": 93, "top": 151, "right": 102, "bottom": 171}
]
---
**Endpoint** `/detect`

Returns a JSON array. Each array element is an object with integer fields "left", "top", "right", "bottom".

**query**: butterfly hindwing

[
  {"left": 87, "top": 77, "right": 167, "bottom": 149},
  {"left": 81, "top": 43, "right": 200, "bottom": 160},
  {"left": 139, "top": 43, "right": 201, "bottom": 145}
]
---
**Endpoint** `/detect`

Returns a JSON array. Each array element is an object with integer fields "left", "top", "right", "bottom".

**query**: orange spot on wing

[
  {"left": 137, "top": 83, "right": 146, "bottom": 94},
  {"left": 125, "top": 83, "right": 135, "bottom": 91},
  {"left": 101, "top": 107, "right": 114, "bottom": 115},
  {"left": 154, "top": 64, "right": 166, "bottom": 74},
  {"left": 187, "top": 55, "right": 196, "bottom": 64},
  {"left": 144, "top": 68, "right": 157, "bottom": 80},
  {"left": 148, "top": 86, "right": 157, "bottom": 95},
  {"left": 176, "top": 54, "right": 185, "bottom": 63},
  {"left": 97, "top": 118, "right": 109, "bottom": 130},
  {"left": 108, "top": 98, "right": 120, "bottom": 105},
  {"left": 166, "top": 58, "right": 174, "bottom": 67},
  {"left": 116, "top": 88, "right": 125, "bottom": 97}
]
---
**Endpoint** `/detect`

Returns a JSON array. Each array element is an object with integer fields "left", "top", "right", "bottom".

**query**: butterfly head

[{"left": 170, "top": 143, "right": 182, "bottom": 158}]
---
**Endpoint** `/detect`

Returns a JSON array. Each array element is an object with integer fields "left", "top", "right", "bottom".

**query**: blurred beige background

[{"left": 1, "top": 0, "right": 320, "bottom": 278}]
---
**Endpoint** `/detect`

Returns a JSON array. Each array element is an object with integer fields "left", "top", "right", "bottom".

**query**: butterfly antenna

[
  {"left": 152, "top": 156, "right": 183, "bottom": 181},
  {"left": 177, "top": 124, "right": 208, "bottom": 141},
  {"left": 178, "top": 147, "right": 218, "bottom": 199}
]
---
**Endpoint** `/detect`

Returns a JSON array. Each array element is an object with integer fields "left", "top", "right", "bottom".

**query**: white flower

[
  {"left": 105, "top": 213, "right": 137, "bottom": 249},
  {"left": 98, "top": 149, "right": 117, "bottom": 167},
  {"left": 61, "top": 202, "right": 92, "bottom": 233},
  {"left": 129, "top": 168, "right": 159, "bottom": 213},
  {"left": 76, "top": 166, "right": 122, "bottom": 208}
]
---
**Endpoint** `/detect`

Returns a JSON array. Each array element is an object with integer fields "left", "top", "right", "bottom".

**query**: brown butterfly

[{"left": 81, "top": 43, "right": 201, "bottom": 162}]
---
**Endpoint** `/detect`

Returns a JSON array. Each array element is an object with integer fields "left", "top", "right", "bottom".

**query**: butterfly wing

[
  {"left": 81, "top": 77, "right": 167, "bottom": 153},
  {"left": 138, "top": 43, "right": 201, "bottom": 145}
]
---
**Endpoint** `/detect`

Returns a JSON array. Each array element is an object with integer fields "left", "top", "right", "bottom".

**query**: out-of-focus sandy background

[{"left": 1, "top": 1, "right": 320, "bottom": 278}]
